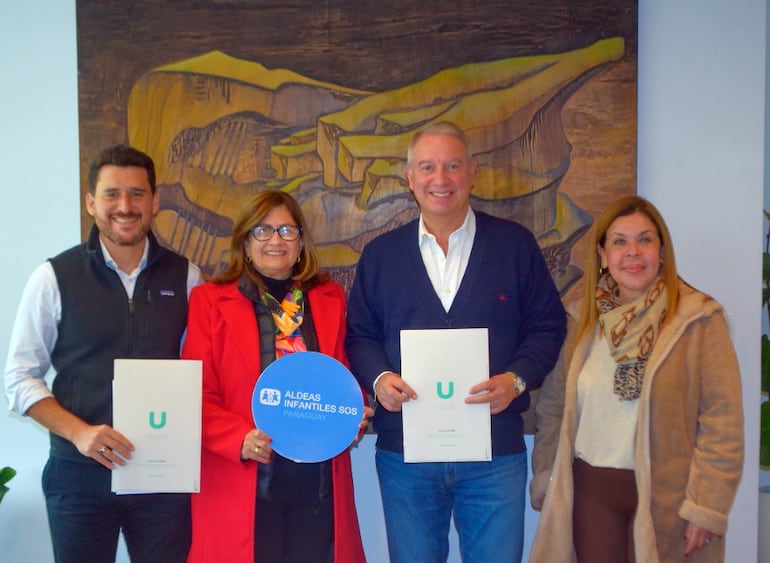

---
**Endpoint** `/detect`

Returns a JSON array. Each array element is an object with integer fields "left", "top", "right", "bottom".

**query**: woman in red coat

[{"left": 182, "top": 190, "right": 368, "bottom": 562}]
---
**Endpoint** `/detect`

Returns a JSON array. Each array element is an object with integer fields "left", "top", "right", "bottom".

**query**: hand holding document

[
  {"left": 400, "top": 328, "right": 491, "bottom": 463},
  {"left": 111, "top": 359, "right": 202, "bottom": 494}
]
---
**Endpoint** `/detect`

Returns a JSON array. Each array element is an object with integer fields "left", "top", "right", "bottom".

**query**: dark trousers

[
  {"left": 42, "top": 456, "right": 191, "bottom": 563},
  {"left": 572, "top": 457, "right": 638, "bottom": 563},
  {"left": 254, "top": 457, "right": 334, "bottom": 563}
]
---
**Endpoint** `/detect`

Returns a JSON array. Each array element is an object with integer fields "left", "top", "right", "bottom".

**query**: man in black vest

[{"left": 4, "top": 145, "right": 202, "bottom": 563}]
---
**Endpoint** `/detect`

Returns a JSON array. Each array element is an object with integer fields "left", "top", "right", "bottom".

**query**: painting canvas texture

[{"left": 77, "top": 1, "right": 637, "bottom": 300}]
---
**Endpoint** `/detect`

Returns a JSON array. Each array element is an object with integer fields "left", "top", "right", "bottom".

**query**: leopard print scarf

[{"left": 596, "top": 274, "right": 668, "bottom": 401}]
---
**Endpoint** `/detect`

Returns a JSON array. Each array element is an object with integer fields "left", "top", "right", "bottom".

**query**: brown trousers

[{"left": 572, "top": 457, "right": 638, "bottom": 563}]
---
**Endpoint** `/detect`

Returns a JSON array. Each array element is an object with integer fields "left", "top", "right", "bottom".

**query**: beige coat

[{"left": 529, "top": 281, "right": 744, "bottom": 563}]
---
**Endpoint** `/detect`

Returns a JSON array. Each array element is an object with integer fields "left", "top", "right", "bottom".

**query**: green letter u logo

[
  {"left": 436, "top": 381, "right": 454, "bottom": 399},
  {"left": 149, "top": 411, "right": 167, "bottom": 429}
]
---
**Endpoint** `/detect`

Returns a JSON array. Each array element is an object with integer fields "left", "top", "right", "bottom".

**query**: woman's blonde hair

[
  {"left": 574, "top": 195, "right": 679, "bottom": 344},
  {"left": 214, "top": 190, "right": 326, "bottom": 289}
]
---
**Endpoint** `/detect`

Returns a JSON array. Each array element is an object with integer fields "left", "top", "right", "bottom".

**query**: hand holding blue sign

[{"left": 251, "top": 351, "right": 366, "bottom": 463}]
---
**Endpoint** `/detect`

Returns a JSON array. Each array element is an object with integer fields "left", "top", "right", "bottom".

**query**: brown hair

[
  {"left": 214, "top": 190, "right": 327, "bottom": 289},
  {"left": 574, "top": 195, "right": 679, "bottom": 344}
]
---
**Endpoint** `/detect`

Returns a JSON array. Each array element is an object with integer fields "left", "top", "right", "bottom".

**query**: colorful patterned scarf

[
  {"left": 596, "top": 274, "right": 668, "bottom": 401},
  {"left": 259, "top": 283, "right": 307, "bottom": 358}
]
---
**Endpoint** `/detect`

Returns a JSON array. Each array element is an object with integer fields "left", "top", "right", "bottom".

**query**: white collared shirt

[{"left": 418, "top": 207, "right": 476, "bottom": 312}]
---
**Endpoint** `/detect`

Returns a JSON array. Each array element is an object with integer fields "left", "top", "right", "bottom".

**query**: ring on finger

[
  {"left": 254, "top": 446, "right": 261, "bottom": 454},
  {"left": 98, "top": 446, "right": 108, "bottom": 455}
]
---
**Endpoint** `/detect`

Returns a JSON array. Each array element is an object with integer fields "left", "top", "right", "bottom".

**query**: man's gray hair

[{"left": 406, "top": 121, "right": 473, "bottom": 164}]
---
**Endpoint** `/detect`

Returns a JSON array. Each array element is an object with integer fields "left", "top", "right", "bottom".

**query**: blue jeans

[
  {"left": 375, "top": 449, "right": 526, "bottom": 563},
  {"left": 42, "top": 456, "right": 190, "bottom": 563}
]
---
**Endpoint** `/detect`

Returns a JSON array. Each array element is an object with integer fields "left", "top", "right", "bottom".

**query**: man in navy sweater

[{"left": 346, "top": 121, "right": 566, "bottom": 562}]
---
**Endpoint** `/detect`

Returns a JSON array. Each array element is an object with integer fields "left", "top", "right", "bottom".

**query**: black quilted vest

[{"left": 47, "top": 226, "right": 189, "bottom": 462}]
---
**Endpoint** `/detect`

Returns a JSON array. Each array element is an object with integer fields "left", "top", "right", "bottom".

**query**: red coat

[{"left": 182, "top": 279, "right": 366, "bottom": 563}]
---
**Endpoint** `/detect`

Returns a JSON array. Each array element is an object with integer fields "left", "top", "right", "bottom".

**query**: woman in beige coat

[{"left": 529, "top": 196, "right": 743, "bottom": 563}]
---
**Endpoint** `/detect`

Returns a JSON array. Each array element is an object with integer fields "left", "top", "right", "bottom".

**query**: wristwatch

[{"left": 509, "top": 373, "right": 526, "bottom": 397}]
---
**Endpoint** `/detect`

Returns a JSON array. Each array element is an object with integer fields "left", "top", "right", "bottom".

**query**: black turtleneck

[{"left": 261, "top": 274, "right": 293, "bottom": 300}]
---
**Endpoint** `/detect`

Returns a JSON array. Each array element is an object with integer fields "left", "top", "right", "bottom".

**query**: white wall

[
  {"left": 0, "top": 1, "right": 80, "bottom": 562},
  {"left": 0, "top": 1, "right": 764, "bottom": 562},
  {"left": 637, "top": 2, "right": 764, "bottom": 560},
  {"left": 765, "top": 0, "right": 770, "bottom": 495}
]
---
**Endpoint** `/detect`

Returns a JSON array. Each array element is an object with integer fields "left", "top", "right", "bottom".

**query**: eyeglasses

[{"left": 250, "top": 224, "right": 302, "bottom": 242}]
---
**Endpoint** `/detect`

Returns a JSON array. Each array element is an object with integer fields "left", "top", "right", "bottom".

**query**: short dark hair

[{"left": 87, "top": 145, "right": 156, "bottom": 194}]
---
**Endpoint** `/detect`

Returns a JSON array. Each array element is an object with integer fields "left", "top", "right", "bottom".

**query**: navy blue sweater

[{"left": 345, "top": 211, "right": 566, "bottom": 455}]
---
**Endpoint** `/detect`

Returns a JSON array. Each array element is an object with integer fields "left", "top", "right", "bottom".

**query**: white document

[
  {"left": 400, "top": 328, "right": 491, "bottom": 462},
  {"left": 111, "top": 359, "right": 202, "bottom": 494}
]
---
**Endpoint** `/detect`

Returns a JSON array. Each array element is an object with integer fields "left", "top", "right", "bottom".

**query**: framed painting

[{"left": 77, "top": 0, "right": 637, "bottom": 301}]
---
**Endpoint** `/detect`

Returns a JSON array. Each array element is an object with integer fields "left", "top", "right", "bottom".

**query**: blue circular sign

[{"left": 251, "top": 351, "right": 364, "bottom": 463}]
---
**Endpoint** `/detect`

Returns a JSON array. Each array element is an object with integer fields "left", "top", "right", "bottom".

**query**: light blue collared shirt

[{"left": 101, "top": 237, "right": 150, "bottom": 299}]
